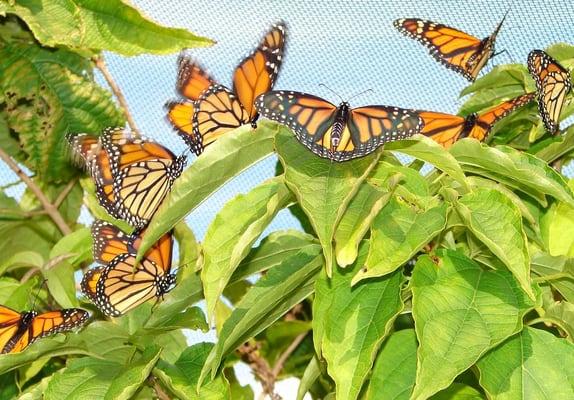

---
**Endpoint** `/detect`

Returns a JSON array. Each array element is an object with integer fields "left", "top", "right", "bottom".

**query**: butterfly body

[
  {"left": 394, "top": 15, "right": 505, "bottom": 81},
  {"left": 1, "top": 306, "right": 89, "bottom": 354},
  {"left": 256, "top": 90, "right": 423, "bottom": 161}
]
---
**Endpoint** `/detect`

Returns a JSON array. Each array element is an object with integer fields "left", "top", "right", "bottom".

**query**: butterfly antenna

[
  {"left": 30, "top": 279, "right": 48, "bottom": 310},
  {"left": 494, "top": 3, "right": 512, "bottom": 35},
  {"left": 319, "top": 83, "right": 345, "bottom": 103},
  {"left": 346, "top": 89, "right": 374, "bottom": 103}
]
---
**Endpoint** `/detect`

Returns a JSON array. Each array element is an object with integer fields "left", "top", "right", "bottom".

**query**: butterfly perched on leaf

[
  {"left": 0, "top": 305, "right": 89, "bottom": 354},
  {"left": 417, "top": 92, "right": 535, "bottom": 148},
  {"left": 255, "top": 90, "right": 423, "bottom": 162},
  {"left": 82, "top": 220, "right": 175, "bottom": 317},
  {"left": 67, "top": 128, "right": 186, "bottom": 229},
  {"left": 166, "top": 21, "right": 287, "bottom": 155},
  {"left": 527, "top": 50, "right": 572, "bottom": 134},
  {"left": 394, "top": 12, "right": 507, "bottom": 81}
]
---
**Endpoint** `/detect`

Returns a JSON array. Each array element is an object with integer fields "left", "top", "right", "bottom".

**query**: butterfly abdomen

[{"left": 331, "top": 103, "right": 351, "bottom": 148}]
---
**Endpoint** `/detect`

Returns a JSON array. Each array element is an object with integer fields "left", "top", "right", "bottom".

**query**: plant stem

[
  {"left": 54, "top": 179, "right": 77, "bottom": 208},
  {"left": 0, "top": 147, "right": 72, "bottom": 235},
  {"left": 151, "top": 376, "right": 170, "bottom": 400},
  {"left": 271, "top": 332, "right": 307, "bottom": 379},
  {"left": 93, "top": 55, "right": 140, "bottom": 136}
]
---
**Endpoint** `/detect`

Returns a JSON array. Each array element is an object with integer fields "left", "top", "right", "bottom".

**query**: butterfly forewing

[
  {"left": 394, "top": 18, "right": 498, "bottom": 81},
  {"left": 177, "top": 57, "right": 215, "bottom": 100},
  {"left": 192, "top": 84, "right": 251, "bottom": 150},
  {"left": 233, "top": 21, "right": 287, "bottom": 119},
  {"left": 528, "top": 50, "right": 572, "bottom": 134}
]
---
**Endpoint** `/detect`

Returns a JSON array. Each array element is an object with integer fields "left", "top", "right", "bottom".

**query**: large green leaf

[
  {"left": 106, "top": 347, "right": 162, "bottom": 400},
  {"left": 365, "top": 329, "right": 418, "bottom": 400},
  {"left": 334, "top": 180, "right": 395, "bottom": 268},
  {"left": 316, "top": 242, "right": 403, "bottom": 400},
  {"left": 202, "top": 177, "right": 292, "bottom": 323},
  {"left": 136, "top": 121, "right": 282, "bottom": 262},
  {"left": 44, "top": 357, "right": 122, "bottom": 400},
  {"left": 155, "top": 343, "right": 230, "bottom": 400},
  {"left": 540, "top": 180, "right": 574, "bottom": 257},
  {"left": 456, "top": 188, "right": 535, "bottom": 300},
  {"left": 200, "top": 245, "right": 323, "bottom": 384},
  {"left": 531, "top": 251, "right": 574, "bottom": 302},
  {"left": 383, "top": 134, "right": 469, "bottom": 191},
  {"left": 352, "top": 196, "right": 447, "bottom": 284},
  {"left": 450, "top": 140, "right": 574, "bottom": 208},
  {"left": 276, "top": 128, "right": 378, "bottom": 276},
  {"left": 534, "top": 124, "right": 574, "bottom": 163},
  {"left": 477, "top": 328, "right": 574, "bottom": 400},
  {"left": 0, "top": 0, "right": 212, "bottom": 55},
  {"left": 410, "top": 250, "right": 534, "bottom": 400},
  {"left": 42, "top": 258, "right": 77, "bottom": 308},
  {"left": 0, "top": 42, "right": 124, "bottom": 181}
]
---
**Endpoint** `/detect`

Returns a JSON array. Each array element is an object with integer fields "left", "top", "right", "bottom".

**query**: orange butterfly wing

[
  {"left": 233, "top": 21, "right": 287, "bottom": 119},
  {"left": 418, "top": 111, "right": 466, "bottom": 148},
  {"left": 0, "top": 305, "right": 21, "bottom": 353},
  {"left": 81, "top": 266, "right": 105, "bottom": 305},
  {"left": 528, "top": 50, "right": 572, "bottom": 134},
  {"left": 1, "top": 306, "right": 88, "bottom": 354},
  {"left": 468, "top": 92, "right": 536, "bottom": 139},
  {"left": 394, "top": 18, "right": 502, "bottom": 81},
  {"left": 66, "top": 133, "right": 119, "bottom": 220}
]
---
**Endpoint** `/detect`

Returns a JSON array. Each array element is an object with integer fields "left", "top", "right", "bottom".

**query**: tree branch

[
  {"left": 93, "top": 55, "right": 140, "bottom": 136},
  {"left": 54, "top": 178, "right": 77, "bottom": 208},
  {"left": 150, "top": 376, "right": 170, "bottom": 400},
  {"left": 0, "top": 147, "right": 72, "bottom": 235},
  {"left": 271, "top": 332, "right": 307, "bottom": 379}
]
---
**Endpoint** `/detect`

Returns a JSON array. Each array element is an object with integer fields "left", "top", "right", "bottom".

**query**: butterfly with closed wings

[
  {"left": 166, "top": 21, "right": 287, "bottom": 155},
  {"left": 394, "top": 11, "right": 508, "bottom": 81},
  {"left": 528, "top": 49, "right": 572, "bottom": 134},
  {"left": 0, "top": 305, "right": 89, "bottom": 354},
  {"left": 255, "top": 90, "right": 423, "bottom": 162},
  {"left": 417, "top": 92, "right": 535, "bottom": 147},
  {"left": 82, "top": 220, "right": 175, "bottom": 317},
  {"left": 67, "top": 128, "right": 186, "bottom": 229}
]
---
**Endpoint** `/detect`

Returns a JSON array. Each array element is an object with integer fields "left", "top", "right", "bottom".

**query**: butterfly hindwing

[{"left": 528, "top": 50, "right": 572, "bottom": 134}]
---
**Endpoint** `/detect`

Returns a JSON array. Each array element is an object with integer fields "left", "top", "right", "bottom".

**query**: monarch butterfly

[
  {"left": 417, "top": 92, "right": 535, "bottom": 147},
  {"left": 166, "top": 21, "right": 287, "bottom": 155},
  {"left": 394, "top": 13, "right": 507, "bottom": 81},
  {"left": 0, "top": 305, "right": 89, "bottom": 354},
  {"left": 255, "top": 90, "right": 423, "bottom": 162},
  {"left": 527, "top": 50, "right": 572, "bottom": 134},
  {"left": 68, "top": 128, "right": 186, "bottom": 229},
  {"left": 82, "top": 220, "right": 175, "bottom": 317}
]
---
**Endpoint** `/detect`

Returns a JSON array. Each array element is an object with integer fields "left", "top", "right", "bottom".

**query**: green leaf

[
  {"left": 276, "top": 127, "right": 379, "bottom": 276},
  {"left": 450, "top": 140, "right": 574, "bottom": 208},
  {"left": 49, "top": 227, "right": 92, "bottom": 267},
  {"left": 352, "top": 196, "right": 447, "bottom": 284},
  {"left": 540, "top": 180, "right": 574, "bottom": 257},
  {"left": 202, "top": 177, "right": 292, "bottom": 323},
  {"left": 540, "top": 286, "right": 574, "bottom": 340},
  {"left": 459, "top": 64, "right": 533, "bottom": 98},
  {"left": 42, "top": 259, "right": 78, "bottom": 308},
  {"left": 174, "top": 222, "right": 200, "bottom": 269},
  {"left": 136, "top": 121, "right": 282, "bottom": 263},
  {"left": 44, "top": 357, "right": 122, "bottom": 400},
  {"left": 456, "top": 188, "right": 535, "bottom": 300},
  {"left": 365, "top": 329, "right": 417, "bottom": 400},
  {"left": 155, "top": 343, "right": 230, "bottom": 400},
  {"left": 77, "top": 321, "right": 135, "bottom": 363},
  {"left": 106, "top": 347, "right": 162, "bottom": 400},
  {"left": 477, "top": 327, "right": 574, "bottom": 400},
  {"left": 0, "top": 277, "right": 39, "bottom": 309},
  {"left": 410, "top": 250, "right": 535, "bottom": 400},
  {"left": 383, "top": 134, "right": 469, "bottom": 191},
  {"left": 534, "top": 124, "right": 574, "bottom": 163},
  {"left": 200, "top": 245, "right": 323, "bottom": 384},
  {"left": 232, "top": 230, "right": 318, "bottom": 282},
  {"left": 1, "top": 0, "right": 212, "bottom": 55},
  {"left": 431, "top": 383, "right": 484, "bottom": 400},
  {"left": 0, "top": 251, "right": 43, "bottom": 277},
  {"left": 297, "top": 356, "right": 322, "bottom": 400},
  {"left": 316, "top": 241, "right": 403, "bottom": 400},
  {"left": 531, "top": 251, "right": 574, "bottom": 302},
  {"left": 0, "top": 42, "right": 124, "bottom": 181},
  {"left": 334, "top": 180, "right": 395, "bottom": 267}
]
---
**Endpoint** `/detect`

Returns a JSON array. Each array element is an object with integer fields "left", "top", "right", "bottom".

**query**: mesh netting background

[{"left": 1, "top": 0, "right": 573, "bottom": 395}]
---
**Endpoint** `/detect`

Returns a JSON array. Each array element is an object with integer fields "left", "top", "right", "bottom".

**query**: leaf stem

[
  {"left": 532, "top": 273, "right": 572, "bottom": 283},
  {"left": 93, "top": 55, "right": 140, "bottom": 136},
  {"left": 54, "top": 178, "right": 77, "bottom": 208},
  {"left": 0, "top": 147, "right": 72, "bottom": 235}
]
